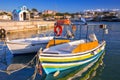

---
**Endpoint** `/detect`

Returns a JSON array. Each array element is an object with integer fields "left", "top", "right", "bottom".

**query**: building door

[{"left": 23, "top": 12, "right": 26, "bottom": 20}]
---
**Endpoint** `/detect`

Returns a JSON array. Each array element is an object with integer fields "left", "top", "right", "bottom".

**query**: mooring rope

[
  {"left": 0, "top": 48, "right": 41, "bottom": 75},
  {"left": 27, "top": 48, "right": 42, "bottom": 80}
]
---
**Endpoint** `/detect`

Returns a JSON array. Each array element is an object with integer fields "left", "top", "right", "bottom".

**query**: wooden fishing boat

[
  {"left": 7, "top": 36, "right": 53, "bottom": 55},
  {"left": 38, "top": 23, "right": 108, "bottom": 75},
  {"left": 39, "top": 39, "right": 105, "bottom": 74}
]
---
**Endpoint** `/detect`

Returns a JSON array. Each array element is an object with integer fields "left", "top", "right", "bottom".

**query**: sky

[{"left": 0, "top": 0, "right": 120, "bottom": 12}]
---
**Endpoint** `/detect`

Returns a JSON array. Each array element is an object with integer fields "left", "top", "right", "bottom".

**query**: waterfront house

[
  {"left": 42, "top": 10, "right": 56, "bottom": 15},
  {"left": 72, "top": 14, "right": 81, "bottom": 21},
  {"left": 0, "top": 14, "right": 11, "bottom": 20},
  {"left": 12, "top": 6, "right": 30, "bottom": 21}
]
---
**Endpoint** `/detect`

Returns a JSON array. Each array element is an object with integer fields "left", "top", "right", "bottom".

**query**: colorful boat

[
  {"left": 38, "top": 22, "right": 108, "bottom": 76},
  {"left": 39, "top": 39, "right": 105, "bottom": 74}
]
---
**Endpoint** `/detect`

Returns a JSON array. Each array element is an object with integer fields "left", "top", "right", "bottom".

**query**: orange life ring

[{"left": 54, "top": 25, "right": 62, "bottom": 36}]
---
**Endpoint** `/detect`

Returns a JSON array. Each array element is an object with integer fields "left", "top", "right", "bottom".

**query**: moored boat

[
  {"left": 38, "top": 22, "right": 108, "bottom": 76},
  {"left": 39, "top": 39, "right": 105, "bottom": 75},
  {"left": 7, "top": 36, "right": 54, "bottom": 55}
]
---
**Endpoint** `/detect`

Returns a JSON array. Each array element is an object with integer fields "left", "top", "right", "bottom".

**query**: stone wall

[{"left": 0, "top": 20, "right": 55, "bottom": 33}]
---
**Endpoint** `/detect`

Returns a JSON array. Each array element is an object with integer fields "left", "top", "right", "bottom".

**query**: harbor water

[{"left": 0, "top": 22, "right": 120, "bottom": 80}]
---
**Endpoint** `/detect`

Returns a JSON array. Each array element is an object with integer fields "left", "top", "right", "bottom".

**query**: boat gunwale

[
  {"left": 6, "top": 36, "right": 54, "bottom": 45},
  {"left": 40, "top": 40, "right": 106, "bottom": 57}
]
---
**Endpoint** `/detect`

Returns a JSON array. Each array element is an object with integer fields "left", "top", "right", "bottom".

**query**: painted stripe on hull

[
  {"left": 40, "top": 53, "right": 93, "bottom": 62},
  {"left": 45, "top": 56, "right": 99, "bottom": 75},
  {"left": 40, "top": 45, "right": 105, "bottom": 63},
  {"left": 44, "top": 50, "right": 102, "bottom": 74},
  {"left": 42, "top": 50, "right": 104, "bottom": 74},
  {"left": 42, "top": 50, "right": 104, "bottom": 68}
]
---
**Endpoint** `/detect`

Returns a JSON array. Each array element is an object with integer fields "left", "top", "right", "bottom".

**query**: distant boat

[
  {"left": 38, "top": 23, "right": 107, "bottom": 75},
  {"left": 85, "top": 17, "right": 94, "bottom": 21},
  {"left": 7, "top": 36, "right": 53, "bottom": 55}
]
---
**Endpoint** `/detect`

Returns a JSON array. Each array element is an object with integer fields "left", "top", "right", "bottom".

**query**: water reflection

[
  {"left": 1, "top": 52, "right": 104, "bottom": 80},
  {"left": 7, "top": 29, "right": 53, "bottom": 40}
]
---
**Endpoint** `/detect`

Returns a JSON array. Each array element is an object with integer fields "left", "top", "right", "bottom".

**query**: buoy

[
  {"left": 53, "top": 70, "right": 60, "bottom": 77},
  {"left": 37, "top": 64, "right": 43, "bottom": 75}
]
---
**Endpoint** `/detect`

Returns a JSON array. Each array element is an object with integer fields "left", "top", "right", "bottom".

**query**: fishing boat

[
  {"left": 38, "top": 21, "right": 108, "bottom": 76},
  {"left": 7, "top": 36, "right": 53, "bottom": 55},
  {"left": 6, "top": 19, "right": 72, "bottom": 55}
]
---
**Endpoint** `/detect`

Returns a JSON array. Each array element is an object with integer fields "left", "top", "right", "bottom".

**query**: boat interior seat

[
  {"left": 43, "top": 39, "right": 87, "bottom": 54},
  {"left": 57, "top": 44, "right": 78, "bottom": 54}
]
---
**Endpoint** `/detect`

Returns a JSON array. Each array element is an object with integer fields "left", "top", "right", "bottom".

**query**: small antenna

[{"left": 81, "top": 17, "right": 88, "bottom": 42}]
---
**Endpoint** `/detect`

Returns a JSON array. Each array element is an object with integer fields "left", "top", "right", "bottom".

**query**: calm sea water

[{"left": 0, "top": 22, "right": 120, "bottom": 80}]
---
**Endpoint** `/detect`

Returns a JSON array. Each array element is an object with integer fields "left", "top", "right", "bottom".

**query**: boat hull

[
  {"left": 39, "top": 41, "right": 106, "bottom": 75},
  {"left": 7, "top": 36, "right": 53, "bottom": 55},
  {"left": 7, "top": 42, "right": 47, "bottom": 55},
  {"left": 45, "top": 52, "right": 105, "bottom": 80}
]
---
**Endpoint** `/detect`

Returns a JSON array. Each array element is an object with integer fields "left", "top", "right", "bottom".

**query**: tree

[
  {"left": 64, "top": 12, "right": 71, "bottom": 15},
  {"left": 56, "top": 13, "right": 64, "bottom": 16},
  {"left": 31, "top": 8, "right": 38, "bottom": 12},
  {"left": 42, "top": 14, "right": 53, "bottom": 18},
  {"left": 0, "top": 12, "right": 9, "bottom": 15}
]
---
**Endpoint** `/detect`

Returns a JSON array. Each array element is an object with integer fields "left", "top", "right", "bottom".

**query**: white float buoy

[{"left": 53, "top": 70, "right": 60, "bottom": 77}]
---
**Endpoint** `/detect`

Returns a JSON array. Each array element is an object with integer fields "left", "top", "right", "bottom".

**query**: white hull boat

[{"left": 7, "top": 36, "right": 53, "bottom": 55}]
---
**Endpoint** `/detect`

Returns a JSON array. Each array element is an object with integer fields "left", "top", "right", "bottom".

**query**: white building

[
  {"left": 0, "top": 15, "right": 11, "bottom": 20},
  {"left": 12, "top": 6, "right": 30, "bottom": 21},
  {"left": 42, "top": 10, "right": 56, "bottom": 15}
]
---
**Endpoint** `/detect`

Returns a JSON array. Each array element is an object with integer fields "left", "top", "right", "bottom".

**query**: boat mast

[
  {"left": 79, "top": 22, "right": 82, "bottom": 40},
  {"left": 86, "top": 24, "right": 88, "bottom": 43},
  {"left": 54, "top": 23, "right": 56, "bottom": 46},
  {"left": 81, "top": 17, "right": 88, "bottom": 42}
]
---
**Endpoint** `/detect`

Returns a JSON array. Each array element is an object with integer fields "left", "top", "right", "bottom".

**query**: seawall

[{"left": 0, "top": 20, "right": 55, "bottom": 33}]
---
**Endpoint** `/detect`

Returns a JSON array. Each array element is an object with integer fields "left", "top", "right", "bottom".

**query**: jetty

[{"left": 0, "top": 20, "right": 55, "bottom": 33}]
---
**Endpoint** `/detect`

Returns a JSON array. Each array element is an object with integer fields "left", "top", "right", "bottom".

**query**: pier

[{"left": 0, "top": 20, "right": 55, "bottom": 33}]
